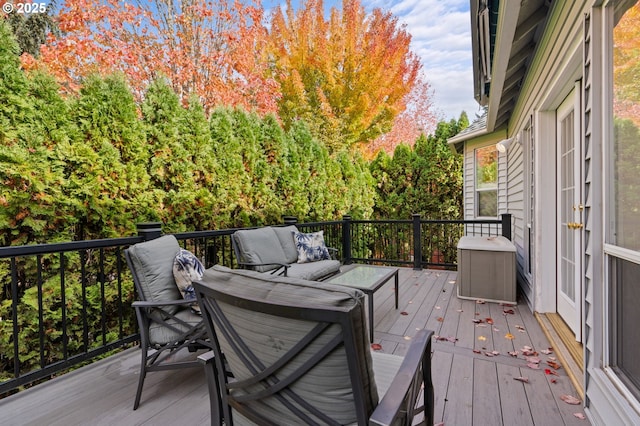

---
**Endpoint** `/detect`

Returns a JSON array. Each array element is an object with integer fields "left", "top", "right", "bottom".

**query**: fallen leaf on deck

[
  {"left": 550, "top": 378, "right": 557, "bottom": 384},
  {"left": 472, "top": 319, "right": 483, "bottom": 324},
  {"left": 492, "top": 350, "right": 499, "bottom": 355},
  {"left": 435, "top": 422, "right": 445, "bottom": 426},
  {"left": 457, "top": 309, "right": 464, "bottom": 313},
  {"left": 560, "top": 395, "right": 581, "bottom": 405},
  {"left": 505, "top": 333, "right": 515, "bottom": 340},
  {"left": 446, "top": 336, "right": 458, "bottom": 343},
  {"left": 526, "top": 356, "right": 540, "bottom": 364},
  {"left": 476, "top": 300, "right": 486, "bottom": 304},
  {"left": 545, "top": 369, "right": 559, "bottom": 376},
  {"left": 478, "top": 335, "right": 487, "bottom": 341},
  {"left": 486, "top": 318, "right": 494, "bottom": 324},
  {"left": 514, "top": 377, "right": 529, "bottom": 383},
  {"left": 541, "top": 348, "right": 553, "bottom": 355},
  {"left": 473, "top": 349, "right": 481, "bottom": 354},
  {"left": 435, "top": 306, "right": 441, "bottom": 310},
  {"left": 448, "top": 280, "right": 456, "bottom": 284},
  {"left": 527, "top": 363, "right": 540, "bottom": 369},
  {"left": 436, "top": 317, "right": 444, "bottom": 322},
  {"left": 503, "top": 309, "right": 515, "bottom": 315},
  {"left": 371, "top": 343, "right": 382, "bottom": 351},
  {"left": 508, "top": 351, "right": 519, "bottom": 357},
  {"left": 547, "top": 360, "right": 562, "bottom": 370},
  {"left": 484, "top": 352, "right": 495, "bottom": 357},
  {"left": 400, "top": 311, "right": 409, "bottom": 316},
  {"left": 404, "top": 336, "right": 411, "bottom": 340},
  {"left": 573, "top": 413, "right": 586, "bottom": 420}
]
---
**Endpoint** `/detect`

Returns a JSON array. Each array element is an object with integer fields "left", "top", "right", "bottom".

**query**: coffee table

[{"left": 326, "top": 264, "right": 399, "bottom": 342}]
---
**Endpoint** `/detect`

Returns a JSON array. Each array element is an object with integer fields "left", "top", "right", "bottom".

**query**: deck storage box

[{"left": 457, "top": 236, "right": 516, "bottom": 303}]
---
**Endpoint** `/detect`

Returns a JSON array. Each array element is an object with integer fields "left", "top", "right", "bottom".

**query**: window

[
  {"left": 608, "top": 0, "right": 640, "bottom": 399},
  {"left": 475, "top": 145, "right": 498, "bottom": 217}
]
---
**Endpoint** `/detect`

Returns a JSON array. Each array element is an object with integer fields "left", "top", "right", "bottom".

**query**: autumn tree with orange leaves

[
  {"left": 25, "top": 0, "right": 279, "bottom": 115},
  {"left": 614, "top": 1, "right": 640, "bottom": 126},
  {"left": 267, "top": 0, "right": 424, "bottom": 153}
]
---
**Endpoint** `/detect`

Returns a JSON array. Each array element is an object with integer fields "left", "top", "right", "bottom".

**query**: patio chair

[
  {"left": 125, "top": 235, "right": 213, "bottom": 410},
  {"left": 194, "top": 265, "right": 434, "bottom": 426}
]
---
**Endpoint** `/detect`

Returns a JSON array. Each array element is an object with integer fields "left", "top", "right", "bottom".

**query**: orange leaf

[
  {"left": 505, "top": 333, "right": 515, "bottom": 340},
  {"left": 371, "top": 343, "right": 382, "bottom": 351},
  {"left": 560, "top": 395, "right": 581, "bottom": 405}
]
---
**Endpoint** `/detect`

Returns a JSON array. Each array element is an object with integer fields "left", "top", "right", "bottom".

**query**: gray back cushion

[
  {"left": 233, "top": 227, "right": 288, "bottom": 272},
  {"left": 127, "top": 235, "right": 182, "bottom": 314},
  {"left": 198, "top": 266, "right": 378, "bottom": 424},
  {"left": 270, "top": 225, "right": 299, "bottom": 264}
]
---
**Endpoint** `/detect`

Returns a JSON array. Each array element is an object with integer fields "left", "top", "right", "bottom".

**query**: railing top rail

[
  {"left": 0, "top": 236, "right": 143, "bottom": 259},
  {"left": 349, "top": 218, "right": 503, "bottom": 225}
]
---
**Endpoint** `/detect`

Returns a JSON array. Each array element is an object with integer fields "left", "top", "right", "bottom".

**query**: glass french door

[{"left": 557, "top": 87, "right": 583, "bottom": 341}]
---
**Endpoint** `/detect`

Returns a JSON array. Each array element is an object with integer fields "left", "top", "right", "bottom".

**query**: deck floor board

[{"left": 0, "top": 267, "right": 588, "bottom": 425}]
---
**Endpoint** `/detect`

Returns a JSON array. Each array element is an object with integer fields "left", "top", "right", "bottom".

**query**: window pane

[
  {"left": 476, "top": 146, "right": 498, "bottom": 189},
  {"left": 613, "top": 2, "right": 640, "bottom": 251},
  {"left": 611, "top": 257, "right": 640, "bottom": 399},
  {"left": 478, "top": 190, "right": 497, "bottom": 217}
]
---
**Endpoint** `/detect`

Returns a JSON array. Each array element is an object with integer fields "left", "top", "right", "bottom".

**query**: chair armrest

[
  {"left": 369, "top": 329, "right": 434, "bottom": 426},
  {"left": 132, "top": 299, "right": 194, "bottom": 308}
]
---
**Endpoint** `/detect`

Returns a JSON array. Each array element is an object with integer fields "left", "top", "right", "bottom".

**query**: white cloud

[{"left": 362, "top": 0, "right": 479, "bottom": 119}]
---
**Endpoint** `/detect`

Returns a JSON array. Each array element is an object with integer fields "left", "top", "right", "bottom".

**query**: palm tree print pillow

[{"left": 293, "top": 231, "right": 331, "bottom": 263}]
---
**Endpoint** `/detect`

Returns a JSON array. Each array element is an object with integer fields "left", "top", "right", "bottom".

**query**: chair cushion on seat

[
  {"left": 293, "top": 230, "right": 331, "bottom": 263},
  {"left": 270, "top": 225, "right": 299, "bottom": 264},
  {"left": 233, "top": 227, "right": 288, "bottom": 272},
  {"left": 286, "top": 259, "right": 341, "bottom": 281},
  {"left": 148, "top": 308, "right": 204, "bottom": 346},
  {"left": 128, "top": 235, "right": 182, "bottom": 315},
  {"left": 199, "top": 266, "right": 378, "bottom": 425}
]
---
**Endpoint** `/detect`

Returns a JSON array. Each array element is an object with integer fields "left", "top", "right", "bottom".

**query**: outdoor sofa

[{"left": 232, "top": 225, "right": 341, "bottom": 281}]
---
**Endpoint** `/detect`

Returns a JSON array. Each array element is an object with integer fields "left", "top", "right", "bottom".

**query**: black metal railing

[{"left": 0, "top": 214, "right": 510, "bottom": 396}]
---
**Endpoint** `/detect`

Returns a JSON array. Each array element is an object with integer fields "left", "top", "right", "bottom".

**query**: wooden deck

[{"left": 0, "top": 268, "right": 589, "bottom": 425}]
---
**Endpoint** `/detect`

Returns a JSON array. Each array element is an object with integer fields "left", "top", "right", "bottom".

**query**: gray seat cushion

[
  {"left": 127, "top": 235, "right": 182, "bottom": 315},
  {"left": 148, "top": 308, "right": 203, "bottom": 346},
  {"left": 199, "top": 266, "right": 378, "bottom": 425},
  {"left": 286, "top": 259, "right": 341, "bottom": 280},
  {"left": 233, "top": 227, "right": 288, "bottom": 272}
]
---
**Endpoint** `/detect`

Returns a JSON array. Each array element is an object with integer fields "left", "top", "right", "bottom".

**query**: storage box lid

[{"left": 457, "top": 236, "right": 516, "bottom": 252}]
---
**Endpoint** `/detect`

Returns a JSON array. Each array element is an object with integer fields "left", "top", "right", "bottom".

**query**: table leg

[{"left": 394, "top": 270, "right": 399, "bottom": 309}]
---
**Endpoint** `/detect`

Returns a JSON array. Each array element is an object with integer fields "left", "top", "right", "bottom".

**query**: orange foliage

[
  {"left": 267, "top": 0, "right": 424, "bottom": 151},
  {"left": 28, "top": 0, "right": 279, "bottom": 115},
  {"left": 364, "top": 75, "right": 440, "bottom": 158},
  {"left": 614, "top": 2, "right": 640, "bottom": 126}
]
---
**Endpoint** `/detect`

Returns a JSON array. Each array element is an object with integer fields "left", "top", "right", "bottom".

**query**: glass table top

[{"left": 326, "top": 265, "right": 396, "bottom": 290}]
